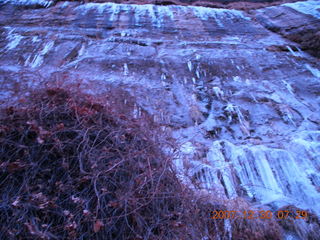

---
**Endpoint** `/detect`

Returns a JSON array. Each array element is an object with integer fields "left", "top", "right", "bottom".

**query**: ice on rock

[
  {"left": 187, "top": 61, "right": 192, "bottom": 72},
  {"left": 161, "top": 73, "right": 166, "bottom": 81},
  {"left": 3, "top": 0, "right": 53, "bottom": 7},
  {"left": 32, "top": 36, "right": 40, "bottom": 43},
  {"left": 5, "top": 29, "right": 23, "bottom": 51},
  {"left": 77, "top": 3, "right": 177, "bottom": 28},
  {"left": 283, "top": 0, "right": 320, "bottom": 19},
  {"left": 196, "top": 66, "right": 201, "bottom": 79},
  {"left": 191, "top": 6, "right": 250, "bottom": 27},
  {"left": 213, "top": 86, "right": 224, "bottom": 100},
  {"left": 279, "top": 105, "right": 296, "bottom": 126},
  {"left": 180, "top": 141, "right": 196, "bottom": 155},
  {"left": 109, "top": 5, "right": 120, "bottom": 22},
  {"left": 224, "top": 219, "right": 232, "bottom": 240},
  {"left": 282, "top": 80, "right": 295, "bottom": 95},
  {"left": 183, "top": 77, "right": 187, "bottom": 84},
  {"left": 132, "top": 103, "right": 140, "bottom": 118},
  {"left": 26, "top": 40, "right": 54, "bottom": 68},
  {"left": 134, "top": 4, "right": 176, "bottom": 27},
  {"left": 207, "top": 142, "right": 237, "bottom": 198},
  {"left": 123, "top": 63, "right": 129, "bottom": 76},
  {"left": 200, "top": 138, "right": 320, "bottom": 215},
  {"left": 286, "top": 45, "right": 298, "bottom": 57},
  {"left": 305, "top": 64, "right": 320, "bottom": 78},
  {"left": 233, "top": 76, "right": 241, "bottom": 82}
]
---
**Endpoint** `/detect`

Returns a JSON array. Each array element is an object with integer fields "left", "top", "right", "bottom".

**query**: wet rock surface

[{"left": 0, "top": 0, "right": 320, "bottom": 238}]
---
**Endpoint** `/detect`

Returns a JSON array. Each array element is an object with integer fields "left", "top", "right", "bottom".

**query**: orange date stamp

[{"left": 210, "top": 210, "right": 308, "bottom": 220}]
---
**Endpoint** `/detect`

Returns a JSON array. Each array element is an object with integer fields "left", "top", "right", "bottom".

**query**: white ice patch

[
  {"left": 180, "top": 141, "right": 196, "bottom": 155},
  {"left": 161, "top": 73, "right": 166, "bottom": 81},
  {"left": 286, "top": 45, "right": 298, "bottom": 57},
  {"left": 204, "top": 139, "right": 320, "bottom": 214},
  {"left": 283, "top": 0, "right": 320, "bottom": 19},
  {"left": 74, "top": 2, "right": 249, "bottom": 28},
  {"left": 78, "top": 43, "right": 85, "bottom": 57},
  {"left": 191, "top": 6, "right": 250, "bottom": 27},
  {"left": 123, "top": 63, "right": 129, "bottom": 76},
  {"left": 196, "top": 66, "right": 201, "bottom": 78},
  {"left": 213, "top": 86, "right": 224, "bottom": 100},
  {"left": 26, "top": 40, "right": 54, "bottom": 68},
  {"left": 75, "top": 2, "right": 176, "bottom": 28},
  {"left": 32, "top": 36, "right": 40, "bottom": 43},
  {"left": 305, "top": 64, "right": 320, "bottom": 78},
  {"left": 129, "top": 4, "right": 175, "bottom": 28},
  {"left": 60, "top": 1, "right": 69, "bottom": 9},
  {"left": 282, "top": 80, "right": 294, "bottom": 95},
  {"left": 5, "top": 29, "right": 23, "bottom": 51},
  {"left": 2, "top": 0, "right": 53, "bottom": 7},
  {"left": 187, "top": 61, "right": 192, "bottom": 72},
  {"left": 132, "top": 103, "right": 141, "bottom": 118},
  {"left": 233, "top": 76, "right": 241, "bottom": 82}
]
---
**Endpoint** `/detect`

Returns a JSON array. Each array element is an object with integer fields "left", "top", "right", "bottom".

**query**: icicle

[
  {"left": 109, "top": 3, "right": 120, "bottom": 22},
  {"left": 5, "top": 29, "right": 23, "bottom": 51},
  {"left": 224, "top": 219, "right": 232, "bottom": 240},
  {"left": 235, "top": 106, "right": 245, "bottom": 126},
  {"left": 123, "top": 63, "right": 129, "bottom": 76},
  {"left": 196, "top": 66, "right": 200, "bottom": 79},
  {"left": 133, "top": 104, "right": 140, "bottom": 118},
  {"left": 305, "top": 64, "right": 320, "bottom": 78},
  {"left": 78, "top": 44, "right": 85, "bottom": 57},
  {"left": 32, "top": 36, "right": 40, "bottom": 43},
  {"left": 286, "top": 46, "right": 297, "bottom": 57},
  {"left": 282, "top": 80, "right": 294, "bottom": 95},
  {"left": 187, "top": 61, "right": 192, "bottom": 72},
  {"left": 29, "top": 40, "right": 54, "bottom": 68},
  {"left": 213, "top": 86, "right": 224, "bottom": 100},
  {"left": 183, "top": 77, "right": 187, "bottom": 84},
  {"left": 279, "top": 105, "right": 296, "bottom": 126}
]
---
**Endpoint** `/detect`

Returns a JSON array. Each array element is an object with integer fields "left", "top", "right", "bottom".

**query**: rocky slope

[{"left": 0, "top": 0, "right": 320, "bottom": 239}]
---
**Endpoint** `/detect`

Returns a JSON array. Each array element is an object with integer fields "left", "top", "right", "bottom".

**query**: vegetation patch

[{"left": 0, "top": 86, "right": 283, "bottom": 239}]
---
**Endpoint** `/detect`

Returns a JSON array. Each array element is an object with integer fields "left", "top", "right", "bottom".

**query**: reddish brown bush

[
  {"left": 0, "top": 86, "right": 217, "bottom": 239},
  {"left": 0, "top": 86, "right": 285, "bottom": 239}
]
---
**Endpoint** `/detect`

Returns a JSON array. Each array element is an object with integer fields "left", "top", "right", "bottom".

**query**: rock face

[
  {"left": 0, "top": 0, "right": 320, "bottom": 238},
  {"left": 253, "top": 0, "right": 320, "bottom": 57}
]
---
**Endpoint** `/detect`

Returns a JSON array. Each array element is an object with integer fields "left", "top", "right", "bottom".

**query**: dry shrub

[
  {"left": 0, "top": 85, "right": 286, "bottom": 239},
  {"left": 276, "top": 205, "right": 320, "bottom": 240},
  {"left": 0, "top": 86, "right": 226, "bottom": 240},
  {"left": 226, "top": 198, "right": 282, "bottom": 240}
]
